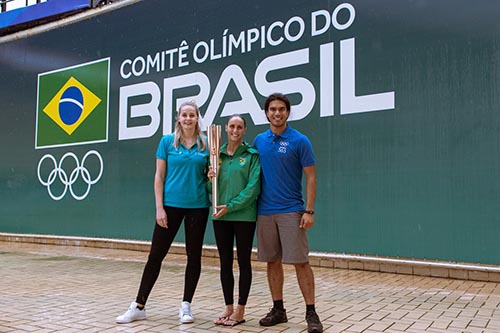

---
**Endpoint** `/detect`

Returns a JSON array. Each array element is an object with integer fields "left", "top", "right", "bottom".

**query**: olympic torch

[{"left": 208, "top": 124, "right": 222, "bottom": 215}]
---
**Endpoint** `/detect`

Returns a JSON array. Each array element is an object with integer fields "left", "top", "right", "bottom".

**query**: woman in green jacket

[{"left": 209, "top": 114, "right": 260, "bottom": 327}]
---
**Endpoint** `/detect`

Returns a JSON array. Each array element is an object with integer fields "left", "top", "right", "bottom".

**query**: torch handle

[{"left": 208, "top": 125, "right": 222, "bottom": 215}]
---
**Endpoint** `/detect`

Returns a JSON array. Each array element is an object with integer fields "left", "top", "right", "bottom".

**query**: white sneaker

[
  {"left": 116, "top": 301, "right": 147, "bottom": 324},
  {"left": 179, "top": 301, "right": 194, "bottom": 324}
]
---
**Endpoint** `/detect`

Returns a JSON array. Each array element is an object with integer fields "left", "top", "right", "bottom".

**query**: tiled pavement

[{"left": 1, "top": 241, "right": 500, "bottom": 333}]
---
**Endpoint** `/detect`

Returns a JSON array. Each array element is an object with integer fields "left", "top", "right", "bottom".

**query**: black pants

[
  {"left": 136, "top": 206, "right": 209, "bottom": 305},
  {"left": 213, "top": 220, "right": 256, "bottom": 306}
]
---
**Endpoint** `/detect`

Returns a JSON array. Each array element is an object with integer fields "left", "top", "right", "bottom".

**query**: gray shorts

[{"left": 257, "top": 211, "right": 309, "bottom": 264}]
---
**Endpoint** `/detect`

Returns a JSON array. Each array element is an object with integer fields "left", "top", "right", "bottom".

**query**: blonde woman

[{"left": 116, "top": 101, "right": 210, "bottom": 325}]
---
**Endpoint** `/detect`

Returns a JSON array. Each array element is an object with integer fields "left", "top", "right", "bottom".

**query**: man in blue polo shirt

[{"left": 253, "top": 93, "right": 323, "bottom": 333}]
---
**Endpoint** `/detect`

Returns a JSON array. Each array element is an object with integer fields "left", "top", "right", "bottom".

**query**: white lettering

[
  {"left": 178, "top": 41, "right": 189, "bottom": 67},
  {"left": 267, "top": 21, "right": 284, "bottom": 47},
  {"left": 131, "top": 56, "right": 146, "bottom": 77},
  {"left": 146, "top": 53, "right": 160, "bottom": 74},
  {"left": 204, "top": 65, "right": 263, "bottom": 127},
  {"left": 210, "top": 39, "right": 222, "bottom": 60},
  {"left": 119, "top": 82, "right": 161, "bottom": 140},
  {"left": 332, "top": 3, "right": 355, "bottom": 30},
  {"left": 311, "top": 10, "right": 330, "bottom": 37},
  {"left": 164, "top": 48, "right": 178, "bottom": 70},
  {"left": 247, "top": 28, "right": 260, "bottom": 52},
  {"left": 193, "top": 41, "right": 209, "bottom": 63},
  {"left": 320, "top": 42, "right": 334, "bottom": 117},
  {"left": 284, "top": 16, "right": 305, "bottom": 42},
  {"left": 228, "top": 31, "right": 245, "bottom": 56},
  {"left": 117, "top": 36, "right": 397, "bottom": 141},
  {"left": 255, "top": 48, "right": 315, "bottom": 121},
  {"left": 162, "top": 73, "right": 211, "bottom": 133},
  {"left": 120, "top": 59, "right": 132, "bottom": 79},
  {"left": 340, "top": 38, "right": 395, "bottom": 115}
]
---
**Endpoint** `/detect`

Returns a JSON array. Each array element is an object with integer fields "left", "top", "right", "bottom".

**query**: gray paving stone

[{"left": 1, "top": 241, "right": 500, "bottom": 333}]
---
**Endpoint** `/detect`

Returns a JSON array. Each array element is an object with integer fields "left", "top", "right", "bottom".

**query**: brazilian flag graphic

[{"left": 36, "top": 58, "right": 110, "bottom": 148}]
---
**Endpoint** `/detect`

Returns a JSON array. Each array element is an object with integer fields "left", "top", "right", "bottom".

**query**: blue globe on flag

[{"left": 59, "top": 86, "right": 84, "bottom": 125}]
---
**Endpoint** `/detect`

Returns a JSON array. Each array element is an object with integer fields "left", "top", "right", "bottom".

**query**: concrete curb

[{"left": 1, "top": 232, "right": 499, "bottom": 282}]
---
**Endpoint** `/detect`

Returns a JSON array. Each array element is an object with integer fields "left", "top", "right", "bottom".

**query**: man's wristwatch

[{"left": 304, "top": 210, "right": 314, "bottom": 215}]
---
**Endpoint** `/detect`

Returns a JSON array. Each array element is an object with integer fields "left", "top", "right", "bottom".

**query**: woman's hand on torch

[
  {"left": 212, "top": 205, "right": 228, "bottom": 218},
  {"left": 208, "top": 166, "right": 216, "bottom": 181}
]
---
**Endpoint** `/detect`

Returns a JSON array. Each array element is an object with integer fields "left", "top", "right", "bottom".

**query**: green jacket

[{"left": 209, "top": 141, "right": 261, "bottom": 221}]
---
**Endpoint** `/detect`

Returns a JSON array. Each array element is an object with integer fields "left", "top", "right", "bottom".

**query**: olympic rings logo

[{"left": 37, "top": 150, "right": 104, "bottom": 201}]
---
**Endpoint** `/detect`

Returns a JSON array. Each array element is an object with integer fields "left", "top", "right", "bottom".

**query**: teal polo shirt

[{"left": 156, "top": 134, "right": 210, "bottom": 208}]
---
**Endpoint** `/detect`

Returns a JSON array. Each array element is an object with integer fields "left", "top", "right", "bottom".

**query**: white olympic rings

[{"left": 37, "top": 150, "right": 104, "bottom": 201}]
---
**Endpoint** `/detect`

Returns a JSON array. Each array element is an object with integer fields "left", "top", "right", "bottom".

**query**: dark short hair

[
  {"left": 264, "top": 93, "right": 290, "bottom": 112},
  {"left": 227, "top": 114, "right": 247, "bottom": 127}
]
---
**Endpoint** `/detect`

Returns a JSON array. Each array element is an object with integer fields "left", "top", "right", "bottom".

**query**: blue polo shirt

[
  {"left": 253, "top": 125, "right": 315, "bottom": 214},
  {"left": 156, "top": 134, "right": 210, "bottom": 208}
]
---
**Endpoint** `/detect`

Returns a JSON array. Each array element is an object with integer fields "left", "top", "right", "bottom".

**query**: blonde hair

[{"left": 173, "top": 101, "right": 207, "bottom": 151}]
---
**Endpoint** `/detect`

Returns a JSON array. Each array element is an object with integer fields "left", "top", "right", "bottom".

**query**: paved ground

[{"left": 1, "top": 241, "right": 500, "bottom": 333}]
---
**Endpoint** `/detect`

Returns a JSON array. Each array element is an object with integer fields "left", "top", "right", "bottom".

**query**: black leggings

[
  {"left": 136, "top": 206, "right": 209, "bottom": 305},
  {"left": 213, "top": 220, "right": 256, "bottom": 306}
]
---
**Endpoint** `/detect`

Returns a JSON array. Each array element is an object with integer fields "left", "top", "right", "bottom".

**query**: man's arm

[{"left": 300, "top": 165, "right": 316, "bottom": 229}]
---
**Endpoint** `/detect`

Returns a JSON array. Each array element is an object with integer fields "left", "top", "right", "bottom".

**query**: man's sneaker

[
  {"left": 259, "top": 308, "right": 288, "bottom": 326},
  {"left": 116, "top": 301, "right": 147, "bottom": 324},
  {"left": 306, "top": 310, "right": 323, "bottom": 333},
  {"left": 179, "top": 301, "right": 194, "bottom": 324}
]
